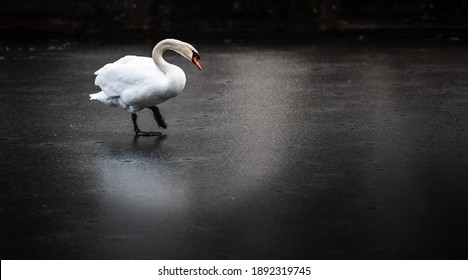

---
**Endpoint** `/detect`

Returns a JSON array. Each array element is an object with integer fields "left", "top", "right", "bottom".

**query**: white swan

[{"left": 90, "top": 38, "right": 202, "bottom": 136}]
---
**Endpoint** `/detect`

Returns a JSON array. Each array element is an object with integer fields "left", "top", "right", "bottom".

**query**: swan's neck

[
  {"left": 152, "top": 46, "right": 169, "bottom": 74},
  {"left": 152, "top": 41, "right": 186, "bottom": 93},
  {"left": 152, "top": 42, "right": 181, "bottom": 75}
]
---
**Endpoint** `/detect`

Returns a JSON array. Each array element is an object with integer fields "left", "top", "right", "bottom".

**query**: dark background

[
  {"left": 1, "top": 1, "right": 468, "bottom": 260},
  {"left": 1, "top": 0, "right": 468, "bottom": 39}
]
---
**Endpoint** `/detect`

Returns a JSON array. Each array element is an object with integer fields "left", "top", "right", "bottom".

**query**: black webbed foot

[
  {"left": 135, "top": 130, "right": 163, "bottom": 137},
  {"left": 132, "top": 113, "right": 163, "bottom": 137}
]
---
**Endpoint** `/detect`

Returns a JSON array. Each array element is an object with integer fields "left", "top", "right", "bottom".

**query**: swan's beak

[{"left": 192, "top": 56, "right": 202, "bottom": 71}]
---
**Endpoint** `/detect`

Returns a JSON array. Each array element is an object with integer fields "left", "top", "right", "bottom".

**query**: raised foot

[
  {"left": 148, "top": 106, "right": 167, "bottom": 129},
  {"left": 135, "top": 131, "right": 163, "bottom": 137}
]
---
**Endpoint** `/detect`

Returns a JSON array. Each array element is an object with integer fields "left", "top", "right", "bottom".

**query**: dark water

[{"left": 1, "top": 39, "right": 467, "bottom": 259}]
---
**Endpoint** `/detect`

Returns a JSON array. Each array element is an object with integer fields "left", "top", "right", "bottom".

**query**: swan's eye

[{"left": 192, "top": 51, "right": 200, "bottom": 60}]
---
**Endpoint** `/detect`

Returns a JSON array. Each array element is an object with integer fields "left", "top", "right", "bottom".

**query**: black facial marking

[{"left": 192, "top": 51, "right": 200, "bottom": 59}]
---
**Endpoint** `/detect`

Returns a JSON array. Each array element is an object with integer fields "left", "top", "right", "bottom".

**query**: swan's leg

[
  {"left": 131, "top": 113, "right": 162, "bottom": 137},
  {"left": 148, "top": 106, "right": 167, "bottom": 129}
]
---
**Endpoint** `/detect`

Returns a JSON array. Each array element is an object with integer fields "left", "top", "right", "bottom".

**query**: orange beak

[{"left": 192, "top": 56, "right": 202, "bottom": 70}]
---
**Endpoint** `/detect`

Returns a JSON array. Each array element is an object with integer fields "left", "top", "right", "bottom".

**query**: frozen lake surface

[{"left": 1, "top": 39, "right": 467, "bottom": 259}]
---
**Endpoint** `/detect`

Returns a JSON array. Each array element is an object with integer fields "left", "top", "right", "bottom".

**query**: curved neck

[
  {"left": 151, "top": 40, "right": 187, "bottom": 94},
  {"left": 152, "top": 39, "right": 185, "bottom": 75},
  {"left": 152, "top": 43, "right": 172, "bottom": 75}
]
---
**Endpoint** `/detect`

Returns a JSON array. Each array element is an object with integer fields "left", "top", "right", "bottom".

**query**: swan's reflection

[
  {"left": 94, "top": 136, "right": 186, "bottom": 213},
  {"left": 89, "top": 136, "right": 194, "bottom": 256}
]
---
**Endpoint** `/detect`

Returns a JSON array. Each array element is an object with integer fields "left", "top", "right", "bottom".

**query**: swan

[{"left": 90, "top": 38, "right": 202, "bottom": 136}]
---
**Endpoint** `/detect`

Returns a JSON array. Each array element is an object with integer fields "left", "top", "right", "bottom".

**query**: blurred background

[{"left": 1, "top": 0, "right": 468, "bottom": 40}]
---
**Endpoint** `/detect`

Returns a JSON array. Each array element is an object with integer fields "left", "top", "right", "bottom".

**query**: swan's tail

[
  {"left": 89, "top": 91, "right": 118, "bottom": 107},
  {"left": 89, "top": 91, "right": 107, "bottom": 100}
]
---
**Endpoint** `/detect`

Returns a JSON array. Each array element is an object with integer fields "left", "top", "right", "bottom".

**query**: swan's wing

[
  {"left": 94, "top": 56, "right": 155, "bottom": 75},
  {"left": 94, "top": 63, "right": 166, "bottom": 99}
]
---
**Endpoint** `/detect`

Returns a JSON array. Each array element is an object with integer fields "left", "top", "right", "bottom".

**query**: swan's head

[
  {"left": 191, "top": 51, "right": 202, "bottom": 71},
  {"left": 156, "top": 39, "right": 202, "bottom": 71}
]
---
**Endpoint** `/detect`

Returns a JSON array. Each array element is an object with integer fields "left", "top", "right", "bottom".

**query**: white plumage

[{"left": 90, "top": 39, "right": 202, "bottom": 136}]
